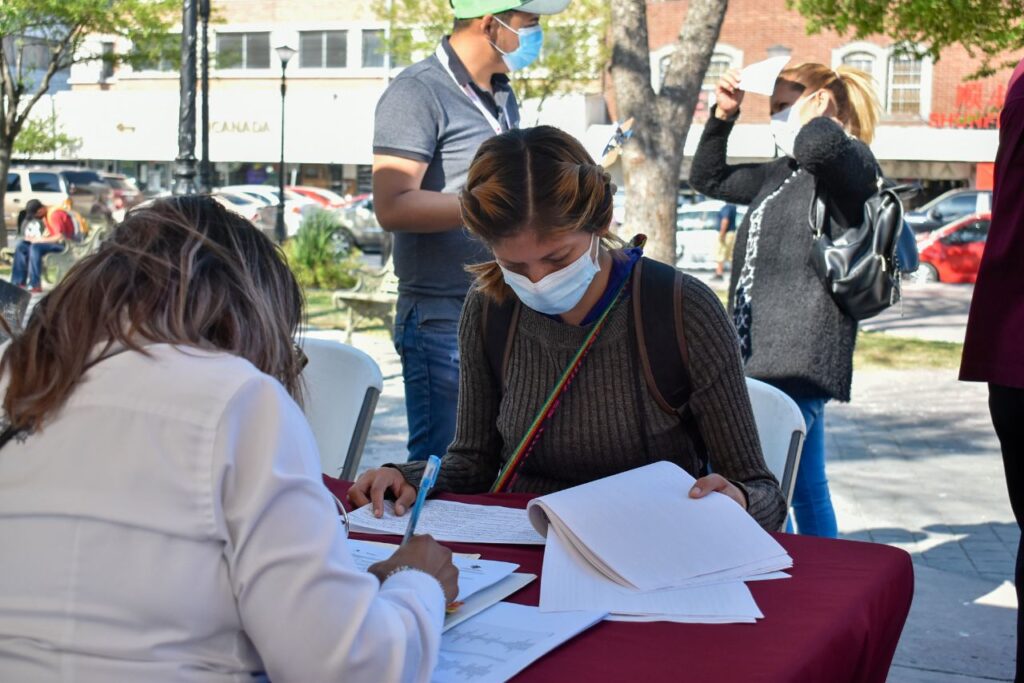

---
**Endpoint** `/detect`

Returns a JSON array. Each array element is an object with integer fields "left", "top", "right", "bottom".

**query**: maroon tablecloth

[{"left": 324, "top": 477, "right": 913, "bottom": 683}]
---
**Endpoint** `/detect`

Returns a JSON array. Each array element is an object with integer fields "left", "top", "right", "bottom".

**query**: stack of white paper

[
  {"left": 346, "top": 539, "right": 538, "bottom": 631},
  {"left": 527, "top": 461, "right": 792, "bottom": 623},
  {"left": 433, "top": 602, "right": 605, "bottom": 683},
  {"left": 348, "top": 499, "right": 546, "bottom": 545}
]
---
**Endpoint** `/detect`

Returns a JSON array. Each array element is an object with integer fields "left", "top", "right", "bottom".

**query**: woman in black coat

[{"left": 690, "top": 63, "right": 882, "bottom": 538}]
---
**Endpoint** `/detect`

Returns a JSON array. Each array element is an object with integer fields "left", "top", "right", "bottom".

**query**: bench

[
  {"left": 331, "top": 258, "right": 399, "bottom": 343},
  {"left": 43, "top": 226, "right": 108, "bottom": 285}
]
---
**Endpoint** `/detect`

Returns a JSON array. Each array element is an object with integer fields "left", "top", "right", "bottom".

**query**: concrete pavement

[{"left": 337, "top": 326, "right": 1016, "bottom": 682}]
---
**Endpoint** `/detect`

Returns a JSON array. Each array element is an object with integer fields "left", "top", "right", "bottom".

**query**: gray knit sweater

[{"left": 391, "top": 272, "right": 787, "bottom": 531}]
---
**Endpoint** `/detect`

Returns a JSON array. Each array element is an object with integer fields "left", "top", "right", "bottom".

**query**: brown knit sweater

[{"left": 392, "top": 271, "right": 787, "bottom": 531}]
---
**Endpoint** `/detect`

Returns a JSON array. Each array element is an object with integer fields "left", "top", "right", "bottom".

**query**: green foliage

[
  {"left": 285, "top": 210, "right": 361, "bottom": 290},
  {"left": 789, "top": 0, "right": 1024, "bottom": 77},
  {"left": 373, "top": 0, "right": 609, "bottom": 112},
  {"left": 12, "top": 113, "right": 78, "bottom": 156}
]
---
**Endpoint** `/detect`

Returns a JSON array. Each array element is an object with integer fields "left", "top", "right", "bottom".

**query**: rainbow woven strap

[{"left": 489, "top": 268, "right": 635, "bottom": 494}]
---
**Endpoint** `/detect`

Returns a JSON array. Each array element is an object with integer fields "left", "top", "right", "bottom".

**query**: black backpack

[
  {"left": 480, "top": 256, "right": 709, "bottom": 471},
  {"left": 807, "top": 184, "right": 905, "bottom": 321}
]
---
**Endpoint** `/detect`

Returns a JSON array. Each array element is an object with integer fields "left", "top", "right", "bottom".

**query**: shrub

[{"left": 285, "top": 209, "right": 361, "bottom": 290}]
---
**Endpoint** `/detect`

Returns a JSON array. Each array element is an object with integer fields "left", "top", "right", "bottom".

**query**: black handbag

[{"left": 807, "top": 184, "right": 904, "bottom": 321}]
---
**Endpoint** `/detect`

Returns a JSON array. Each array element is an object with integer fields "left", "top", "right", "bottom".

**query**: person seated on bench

[
  {"left": 0, "top": 196, "right": 457, "bottom": 682},
  {"left": 10, "top": 199, "right": 71, "bottom": 293},
  {"left": 350, "top": 126, "right": 786, "bottom": 531}
]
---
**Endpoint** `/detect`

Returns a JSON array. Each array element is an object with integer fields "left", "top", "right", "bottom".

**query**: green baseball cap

[{"left": 451, "top": 0, "right": 571, "bottom": 20}]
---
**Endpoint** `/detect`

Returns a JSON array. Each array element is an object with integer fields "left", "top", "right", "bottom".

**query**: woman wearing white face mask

[
  {"left": 351, "top": 126, "right": 787, "bottom": 532},
  {"left": 690, "top": 63, "right": 882, "bottom": 539}
]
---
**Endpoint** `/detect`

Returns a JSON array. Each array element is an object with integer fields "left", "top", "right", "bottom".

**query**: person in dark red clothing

[
  {"left": 960, "top": 58, "right": 1024, "bottom": 680},
  {"left": 10, "top": 200, "right": 73, "bottom": 293}
]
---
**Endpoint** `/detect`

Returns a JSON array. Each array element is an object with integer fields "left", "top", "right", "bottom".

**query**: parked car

[
  {"left": 287, "top": 185, "right": 351, "bottom": 209},
  {"left": 914, "top": 212, "right": 990, "bottom": 284},
  {"left": 675, "top": 200, "right": 748, "bottom": 271},
  {"left": 218, "top": 185, "right": 318, "bottom": 237},
  {"left": 905, "top": 189, "right": 991, "bottom": 234},
  {"left": 102, "top": 173, "right": 144, "bottom": 221},
  {"left": 212, "top": 190, "right": 266, "bottom": 229},
  {"left": 5, "top": 166, "right": 114, "bottom": 231},
  {"left": 336, "top": 194, "right": 385, "bottom": 253}
]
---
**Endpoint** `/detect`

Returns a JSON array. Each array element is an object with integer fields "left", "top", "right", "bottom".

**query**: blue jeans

[
  {"left": 786, "top": 396, "right": 838, "bottom": 538},
  {"left": 394, "top": 305, "right": 460, "bottom": 463},
  {"left": 11, "top": 240, "right": 63, "bottom": 289}
]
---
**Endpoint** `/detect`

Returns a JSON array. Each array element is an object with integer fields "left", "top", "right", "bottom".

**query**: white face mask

[
  {"left": 499, "top": 235, "right": 600, "bottom": 315},
  {"left": 769, "top": 96, "right": 809, "bottom": 158}
]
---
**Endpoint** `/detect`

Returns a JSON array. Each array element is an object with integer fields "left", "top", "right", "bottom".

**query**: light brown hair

[
  {"left": 1, "top": 196, "right": 305, "bottom": 434},
  {"left": 460, "top": 125, "right": 614, "bottom": 300},
  {"left": 778, "top": 63, "right": 882, "bottom": 143}
]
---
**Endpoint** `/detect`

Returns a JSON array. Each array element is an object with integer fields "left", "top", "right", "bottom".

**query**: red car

[{"left": 915, "top": 212, "right": 990, "bottom": 284}]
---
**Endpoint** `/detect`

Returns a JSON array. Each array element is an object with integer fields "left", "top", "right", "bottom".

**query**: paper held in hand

[
  {"left": 738, "top": 55, "right": 792, "bottom": 96},
  {"left": 527, "top": 461, "right": 792, "bottom": 623}
]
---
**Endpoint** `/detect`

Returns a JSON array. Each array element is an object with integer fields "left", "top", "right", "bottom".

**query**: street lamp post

[
  {"left": 198, "top": 0, "right": 211, "bottom": 193},
  {"left": 173, "top": 0, "right": 199, "bottom": 196},
  {"left": 274, "top": 45, "right": 297, "bottom": 244}
]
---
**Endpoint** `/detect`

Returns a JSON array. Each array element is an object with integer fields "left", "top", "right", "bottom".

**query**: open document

[
  {"left": 432, "top": 602, "right": 604, "bottom": 683},
  {"left": 348, "top": 499, "right": 545, "bottom": 545},
  {"left": 527, "top": 461, "right": 792, "bottom": 623}
]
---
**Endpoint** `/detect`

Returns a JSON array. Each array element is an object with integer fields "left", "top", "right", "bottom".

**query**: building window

[
  {"left": 299, "top": 30, "right": 347, "bottom": 69},
  {"left": 134, "top": 34, "right": 180, "bottom": 72},
  {"left": 703, "top": 54, "right": 733, "bottom": 88},
  {"left": 100, "top": 41, "right": 115, "bottom": 80},
  {"left": 887, "top": 53, "right": 923, "bottom": 115},
  {"left": 841, "top": 51, "right": 876, "bottom": 78},
  {"left": 361, "top": 29, "right": 386, "bottom": 68},
  {"left": 216, "top": 32, "right": 270, "bottom": 70},
  {"left": 391, "top": 28, "right": 413, "bottom": 68}
]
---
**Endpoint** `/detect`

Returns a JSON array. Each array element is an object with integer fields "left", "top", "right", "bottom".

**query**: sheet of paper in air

[
  {"left": 540, "top": 526, "right": 762, "bottom": 624},
  {"left": 527, "top": 461, "right": 791, "bottom": 592},
  {"left": 346, "top": 539, "right": 519, "bottom": 603},
  {"left": 738, "top": 55, "right": 792, "bottom": 95},
  {"left": 432, "top": 602, "right": 605, "bottom": 683},
  {"left": 349, "top": 499, "right": 546, "bottom": 545}
]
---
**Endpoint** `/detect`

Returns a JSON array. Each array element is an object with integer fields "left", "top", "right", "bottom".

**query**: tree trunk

[
  {"left": 610, "top": 0, "right": 729, "bottom": 265},
  {"left": 0, "top": 142, "right": 11, "bottom": 249},
  {"left": 621, "top": 147, "right": 681, "bottom": 264}
]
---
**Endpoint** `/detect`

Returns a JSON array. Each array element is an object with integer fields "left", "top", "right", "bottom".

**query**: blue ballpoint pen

[{"left": 401, "top": 454, "right": 441, "bottom": 546}]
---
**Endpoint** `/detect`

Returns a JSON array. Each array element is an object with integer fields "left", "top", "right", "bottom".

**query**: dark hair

[
  {"left": 24, "top": 200, "right": 43, "bottom": 218},
  {"left": 1, "top": 195, "right": 305, "bottom": 433},
  {"left": 460, "top": 126, "right": 614, "bottom": 300}
]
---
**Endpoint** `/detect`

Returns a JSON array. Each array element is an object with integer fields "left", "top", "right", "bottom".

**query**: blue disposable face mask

[
  {"left": 492, "top": 17, "right": 543, "bottom": 72},
  {"left": 499, "top": 235, "right": 600, "bottom": 315}
]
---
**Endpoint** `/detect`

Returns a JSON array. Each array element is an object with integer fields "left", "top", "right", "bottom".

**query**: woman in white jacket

[{"left": 0, "top": 196, "right": 457, "bottom": 683}]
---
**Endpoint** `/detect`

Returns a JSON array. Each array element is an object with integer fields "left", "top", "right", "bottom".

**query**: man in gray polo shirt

[{"left": 373, "top": 0, "right": 570, "bottom": 462}]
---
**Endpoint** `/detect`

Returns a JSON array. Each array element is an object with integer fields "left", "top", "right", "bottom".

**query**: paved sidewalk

[{"left": 342, "top": 330, "right": 1015, "bottom": 681}]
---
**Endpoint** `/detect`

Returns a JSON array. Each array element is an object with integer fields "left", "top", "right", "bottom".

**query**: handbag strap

[{"left": 489, "top": 265, "right": 635, "bottom": 493}]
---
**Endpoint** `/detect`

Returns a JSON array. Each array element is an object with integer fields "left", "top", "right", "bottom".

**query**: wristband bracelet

[{"left": 383, "top": 565, "right": 448, "bottom": 602}]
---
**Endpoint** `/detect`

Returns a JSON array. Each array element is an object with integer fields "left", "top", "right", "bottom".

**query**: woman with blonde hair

[
  {"left": 350, "top": 126, "right": 786, "bottom": 532},
  {"left": 0, "top": 196, "right": 457, "bottom": 682},
  {"left": 690, "top": 63, "right": 884, "bottom": 538}
]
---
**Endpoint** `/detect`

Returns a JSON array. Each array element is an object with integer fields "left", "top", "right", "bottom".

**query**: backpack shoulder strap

[
  {"left": 632, "top": 257, "right": 692, "bottom": 415},
  {"left": 481, "top": 294, "right": 521, "bottom": 394}
]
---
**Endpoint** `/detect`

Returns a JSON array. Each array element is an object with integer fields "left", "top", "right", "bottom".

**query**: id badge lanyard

[{"left": 435, "top": 44, "right": 511, "bottom": 135}]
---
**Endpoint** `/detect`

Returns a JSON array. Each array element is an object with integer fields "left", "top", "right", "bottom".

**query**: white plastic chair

[
  {"left": 299, "top": 334, "right": 384, "bottom": 480},
  {"left": 745, "top": 377, "right": 806, "bottom": 514}
]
